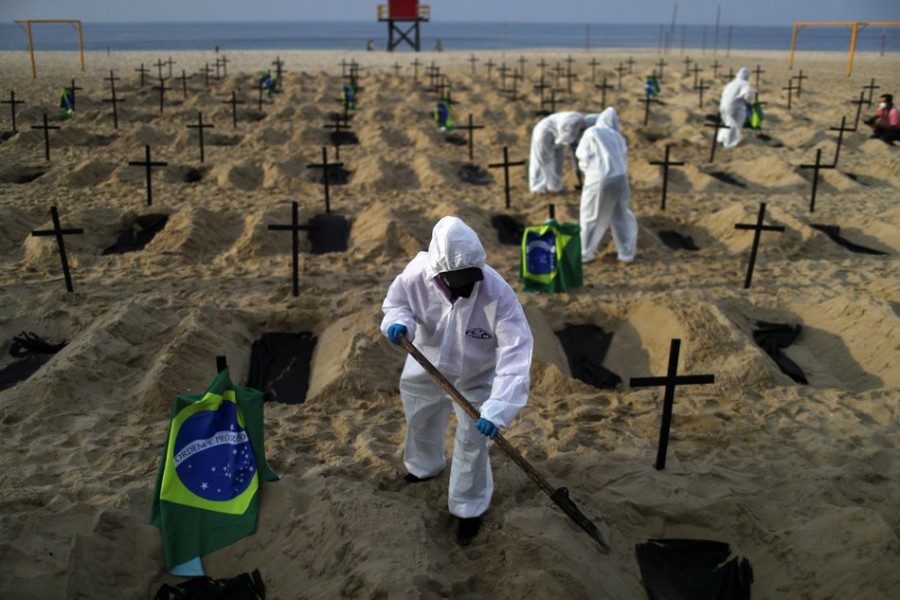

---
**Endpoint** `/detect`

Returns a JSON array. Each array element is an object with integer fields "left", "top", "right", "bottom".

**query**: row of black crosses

[
  {"left": 16, "top": 58, "right": 877, "bottom": 295},
  {"left": 18, "top": 56, "right": 873, "bottom": 480}
]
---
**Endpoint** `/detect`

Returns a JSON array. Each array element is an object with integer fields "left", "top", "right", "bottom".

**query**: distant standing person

[
  {"left": 865, "top": 94, "right": 900, "bottom": 143},
  {"left": 529, "top": 111, "right": 588, "bottom": 193},
  {"left": 717, "top": 67, "right": 756, "bottom": 149},
  {"left": 575, "top": 107, "right": 637, "bottom": 264},
  {"left": 381, "top": 216, "right": 533, "bottom": 546}
]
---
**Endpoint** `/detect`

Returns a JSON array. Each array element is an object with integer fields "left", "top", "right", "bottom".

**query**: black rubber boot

[
  {"left": 403, "top": 473, "right": 436, "bottom": 484},
  {"left": 457, "top": 517, "right": 481, "bottom": 546}
]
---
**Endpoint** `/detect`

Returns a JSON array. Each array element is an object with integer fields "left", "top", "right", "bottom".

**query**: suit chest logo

[{"left": 465, "top": 328, "right": 493, "bottom": 340}]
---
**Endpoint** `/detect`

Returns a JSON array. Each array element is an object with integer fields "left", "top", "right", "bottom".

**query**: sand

[{"left": 0, "top": 46, "right": 898, "bottom": 599}]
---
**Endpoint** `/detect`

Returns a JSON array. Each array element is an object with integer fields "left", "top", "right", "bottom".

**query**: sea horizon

[{"left": 1, "top": 21, "right": 897, "bottom": 54}]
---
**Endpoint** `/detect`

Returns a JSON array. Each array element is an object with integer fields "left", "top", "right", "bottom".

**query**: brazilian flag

[
  {"left": 644, "top": 75, "right": 660, "bottom": 99},
  {"left": 150, "top": 369, "right": 279, "bottom": 575},
  {"left": 520, "top": 219, "right": 583, "bottom": 293},
  {"left": 434, "top": 100, "right": 453, "bottom": 130}
]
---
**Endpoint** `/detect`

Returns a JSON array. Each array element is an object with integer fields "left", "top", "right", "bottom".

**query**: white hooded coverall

[
  {"left": 381, "top": 217, "right": 534, "bottom": 518},
  {"left": 529, "top": 111, "right": 587, "bottom": 193},
  {"left": 575, "top": 107, "right": 638, "bottom": 263},
  {"left": 717, "top": 67, "right": 756, "bottom": 149}
]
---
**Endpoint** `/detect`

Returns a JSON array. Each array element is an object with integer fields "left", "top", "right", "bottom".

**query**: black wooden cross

[
  {"left": 690, "top": 63, "right": 704, "bottom": 90},
  {"left": 468, "top": 54, "right": 478, "bottom": 76},
  {"left": 626, "top": 56, "right": 636, "bottom": 74},
  {"left": 498, "top": 63, "right": 511, "bottom": 91},
  {"left": 128, "top": 145, "right": 168, "bottom": 206},
  {"left": 214, "top": 58, "right": 223, "bottom": 80},
  {"left": 154, "top": 58, "right": 166, "bottom": 80},
  {"left": 323, "top": 113, "right": 352, "bottom": 159},
  {"left": 432, "top": 76, "right": 450, "bottom": 101},
  {"left": 800, "top": 148, "right": 835, "bottom": 213},
  {"left": 696, "top": 78, "right": 710, "bottom": 108},
  {"left": 135, "top": 63, "right": 149, "bottom": 88},
  {"left": 710, "top": 59, "right": 722, "bottom": 78},
  {"left": 456, "top": 113, "right": 485, "bottom": 162},
  {"left": 862, "top": 78, "right": 880, "bottom": 107},
  {"left": 850, "top": 91, "right": 866, "bottom": 131},
  {"left": 588, "top": 58, "right": 601, "bottom": 83},
  {"left": 2, "top": 90, "right": 25, "bottom": 134},
  {"left": 536, "top": 58, "right": 548, "bottom": 82},
  {"left": 630, "top": 339, "right": 715, "bottom": 470},
  {"left": 553, "top": 62, "right": 565, "bottom": 87},
  {"left": 540, "top": 88, "right": 561, "bottom": 116},
  {"left": 503, "top": 71, "right": 523, "bottom": 102},
  {"left": 655, "top": 58, "right": 667, "bottom": 80},
  {"left": 614, "top": 62, "right": 627, "bottom": 90},
  {"left": 682, "top": 56, "right": 693, "bottom": 77},
  {"left": 721, "top": 67, "right": 734, "bottom": 82},
  {"left": 306, "top": 147, "right": 342, "bottom": 214},
  {"left": 31, "top": 206, "right": 84, "bottom": 293},
  {"left": 596, "top": 76, "right": 614, "bottom": 107},
  {"left": 410, "top": 57, "right": 422, "bottom": 81},
  {"left": 257, "top": 75, "right": 268, "bottom": 111},
  {"left": 734, "top": 202, "right": 785, "bottom": 288},
  {"left": 272, "top": 57, "right": 285, "bottom": 92},
  {"left": 102, "top": 82, "right": 125, "bottom": 130},
  {"left": 518, "top": 55, "right": 527, "bottom": 77},
  {"left": 218, "top": 55, "right": 230, "bottom": 77},
  {"left": 187, "top": 112, "right": 214, "bottom": 163},
  {"left": 392, "top": 61, "right": 402, "bottom": 77},
  {"left": 348, "top": 61, "right": 361, "bottom": 89},
  {"left": 485, "top": 59, "right": 496, "bottom": 81},
  {"left": 152, "top": 78, "right": 169, "bottom": 114},
  {"left": 267, "top": 201, "right": 313, "bottom": 297},
  {"left": 198, "top": 63, "right": 212, "bottom": 88},
  {"left": 827, "top": 116, "right": 850, "bottom": 167},
  {"left": 649, "top": 144, "right": 685, "bottom": 210},
  {"left": 176, "top": 69, "right": 192, "bottom": 98},
  {"left": 565, "top": 54, "right": 576, "bottom": 74},
  {"left": 640, "top": 89, "right": 658, "bottom": 126},
  {"left": 792, "top": 69, "right": 808, "bottom": 97},
  {"left": 339, "top": 58, "right": 350, "bottom": 79},
  {"left": 104, "top": 69, "right": 120, "bottom": 96},
  {"left": 752, "top": 64, "right": 765, "bottom": 89},
  {"left": 705, "top": 113, "right": 729, "bottom": 163},
  {"left": 561, "top": 67, "right": 578, "bottom": 94},
  {"left": 223, "top": 91, "right": 245, "bottom": 128},
  {"left": 782, "top": 78, "right": 797, "bottom": 110},
  {"left": 488, "top": 146, "right": 527, "bottom": 209},
  {"left": 163, "top": 56, "right": 175, "bottom": 79},
  {"left": 31, "top": 113, "right": 59, "bottom": 161},
  {"left": 68, "top": 79, "right": 83, "bottom": 111}
]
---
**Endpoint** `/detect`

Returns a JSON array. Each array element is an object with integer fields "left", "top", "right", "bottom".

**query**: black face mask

[{"left": 439, "top": 267, "right": 483, "bottom": 300}]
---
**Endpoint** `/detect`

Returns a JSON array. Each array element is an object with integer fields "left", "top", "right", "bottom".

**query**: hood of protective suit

[
  {"left": 584, "top": 113, "right": 601, "bottom": 127},
  {"left": 737, "top": 67, "right": 750, "bottom": 81},
  {"left": 595, "top": 107, "right": 621, "bottom": 132},
  {"left": 427, "top": 216, "right": 487, "bottom": 276}
]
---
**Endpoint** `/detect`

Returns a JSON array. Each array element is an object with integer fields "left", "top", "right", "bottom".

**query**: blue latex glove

[
  {"left": 476, "top": 417, "right": 498, "bottom": 439},
  {"left": 386, "top": 324, "right": 408, "bottom": 345}
]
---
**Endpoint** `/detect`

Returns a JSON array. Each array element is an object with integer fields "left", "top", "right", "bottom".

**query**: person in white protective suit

[
  {"left": 717, "top": 67, "right": 757, "bottom": 149},
  {"left": 528, "top": 111, "right": 588, "bottom": 193},
  {"left": 381, "top": 216, "right": 533, "bottom": 546},
  {"left": 575, "top": 107, "right": 638, "bottom": 264}
]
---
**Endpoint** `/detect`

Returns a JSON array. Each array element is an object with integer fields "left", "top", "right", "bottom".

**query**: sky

[{"left": 3, "top": 0, "right": 899, "bottom": 27}]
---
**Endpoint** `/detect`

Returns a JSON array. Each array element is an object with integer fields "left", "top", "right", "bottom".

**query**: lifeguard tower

[{"left": 378, "top": 1, "right": 430, "bottom": 52}]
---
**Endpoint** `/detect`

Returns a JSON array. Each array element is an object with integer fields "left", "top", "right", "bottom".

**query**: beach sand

[{"left": 0, "top": 46, "right": 898, "bottom": 599}]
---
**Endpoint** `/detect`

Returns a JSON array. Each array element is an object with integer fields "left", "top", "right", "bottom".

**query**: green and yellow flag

[
  {"left": 520, "top": 219, "right": 583, "bottom": 293},
  {"left": 150, "top": 369, "right": 279, "bottom": 574}
]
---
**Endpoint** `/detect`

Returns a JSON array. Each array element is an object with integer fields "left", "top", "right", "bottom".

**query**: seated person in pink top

[{"left": 865, "top": 94, "right": 900, "bottom": 143}]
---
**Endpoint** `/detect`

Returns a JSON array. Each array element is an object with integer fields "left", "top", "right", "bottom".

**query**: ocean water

[{"left": 0, "top": 21, "right": 897, "bottom": 53}]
